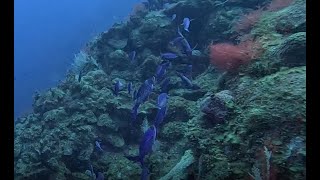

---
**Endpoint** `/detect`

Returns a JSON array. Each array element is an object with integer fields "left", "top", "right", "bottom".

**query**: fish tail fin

[{"left": 192, "top": 43, "right": 198, "bottom": 51}]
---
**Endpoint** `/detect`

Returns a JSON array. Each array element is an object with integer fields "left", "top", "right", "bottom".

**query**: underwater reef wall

[{"left": 14, "top": 0, "right": 305, "bottom": 179}]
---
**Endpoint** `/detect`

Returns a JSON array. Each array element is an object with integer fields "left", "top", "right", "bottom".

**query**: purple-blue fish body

[
  {"left": 182, "top": 18, "right": 190, "bottom": 32},
  {"left": 135, "top": 77, "right": 155, "bottom": 105},
  {"left": 171, "top": 14, "right": 177, "bottom": 21},
  {"left": 170, "top": 36, "right": 184, "bottom": 46},
  {"left": 154, "top": 106, "right": 168, "bottom": 128},
  {"left": 185, "top": 65, "right": 193, "bottom": 79},
  {"left": 155, "top": 65, "right": 166, "bottom": 80},
  {"left": 181, "top": 39, "right": 193, "bottom": 56},
  {"left": 155, "top": 61, "right": 170, "bottom": 81},
  {"left": 128, "top": 82, "right": 133, "bottom": 94},
  {"left": 160, "top": 78, "right": 171, "bottom": 93},
  {"left": 157, "top": 93, "right": 169, "bottom": 109},
  {"left": 139, "top": 125, "right": 157, "bottom": 165},
  {"left": 162, "top": 61, "right": 171, "bottom": 68},
  {"left": 89, "top": 164, "right": 95, "bottom": 180},
  {"left": 132, "top": 77, "right": 155, "bottom": 123},
  {"left": 177, "top": 72, "right": 193, "bottom": 87},
  {"left": 95, "top": 141, "right": 103, "bottom": 151},
  {"left": 176, "top": 27, "right": 194, "bottom": 56},
  {"left": 114, "top": 80, "right": 123, "bottom": 96},
  {"left": 131, "top": 103, "right": 140, "bottom": 123},
  {"left": 146, "top": 76, "right": 156, "bottom": 86},
  {"left": 161, "top": 52, "right": 178, "bottom": 59},
  {"left": 133, "top": 89, "right": 138, "bottom": 100},
  {"left": 181, "top": 17, "right": 194, "bottom": 32},
  {"left": 129, "top": 51, "right": 136, "bottom": 63}
]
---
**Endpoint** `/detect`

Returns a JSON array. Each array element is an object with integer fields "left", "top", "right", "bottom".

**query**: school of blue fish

[{"left": 91, "top": 6, "right": 198, "bottom": 180}]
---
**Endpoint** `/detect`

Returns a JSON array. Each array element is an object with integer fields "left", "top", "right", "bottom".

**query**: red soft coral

[
  {"left": 234, "top": 8, "right": 264, "bottom": 33},
  {"left": 209, "top": 40, "right": 262, "bottom": 71},
  {"left": 209, "top": 43, "right": 249, "bottom": 71}
]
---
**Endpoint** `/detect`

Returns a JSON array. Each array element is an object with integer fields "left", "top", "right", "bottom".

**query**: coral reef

[
  {"left": 14, "top": 0, "right": 306, "bottom": 179},
  {"left": 159, "top": 149, "right": 195, "bottom": 180},
  {"left": 200, "top": 90, "right": 235, "bottom": 123}
]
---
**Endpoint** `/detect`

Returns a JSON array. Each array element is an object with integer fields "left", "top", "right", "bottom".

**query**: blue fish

[
  {"left": 89, "top": 164, "right": 95, "bottom": 180},
  {"left": 176, "top": 72, "right": 200, "bottom": 90},
  {"left": 114, "top": 80, "right": 123, "bottom": 96},
  {"left": 180, "top": 38, "right": 193, "bottom": 56},
  {"left": 131, "top": 77, "right": 155, "bottom": 123},
  {"left": 146, "top": 76, "right": 156, "bottom": 86},
  {"left": 96, "top": 172, "right": 105, "bottom": 180},
  {"left": 171, "top": 14, "right": 177, "bottom": 21},
  {"left": 135, "top": 77, "right": 155, "bottom": 105},
  {"left": 184, "top": 64, "right": 193, "bottom": 79},
  {"left": 176, "top": 72, "right": 193, "bottom": 87},
  {"left": 131, "top": 103, "right": 140, "bottom": 123},
  {"left": 129, "top": 51, "right": 136, "bottom": 63},
  {"left": 114, "top": 80, "right": 123, "bottom": 95},
  {"left": 95, "top": 141, "right": 103, "bottom": 151},
  {"left": 154, "top": 106, "right": 168, "bottom": 128},
  {"left": 126, "top": 125, "right": 157, "bottom": 166},
  {"left": 160, "top": 78, "right": 170, "bottom": 93},
  {"left": 181, "top": 17, "right": 194, "bottom": 32},
  {"left": 157, "top": 93, "right": 169, "bottom": 109},
  {"left": 128, "top": 82, "right": 133, "bottom": 95},
  {"left": 133, "top": 89, "right": 138, "bottom": 100},
  {"left": 160, "top": 52, "right": 178, "bottom": 59},
  {"left": 155, "top": 65, "right": 166, "bottom": 81},
  {"left": 169, "top": 36, "right": 184, "bottom": 46},
  {"left": 181, "top": 38, "right": 196, "bottom": 56},
  {"left": 138, "top": 125, "right": 157, "bottom": 165},
  {"left": 177, "top": 27, "right": 194, "bottom": 56},
  {"left": 155, "top": 61, "right": 170, "bottom": 81},
  {"left": 161, "top": 60, "right": 171, "bottom": 67}
]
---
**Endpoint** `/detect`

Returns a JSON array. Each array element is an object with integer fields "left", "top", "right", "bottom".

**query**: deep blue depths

[{"left": 14, "top": 0, "right": 142, "bottom": 119}]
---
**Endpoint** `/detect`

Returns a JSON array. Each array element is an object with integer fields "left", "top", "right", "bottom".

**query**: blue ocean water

[{"left": 14, "top": 0, "right": 142, "bottom": 119}]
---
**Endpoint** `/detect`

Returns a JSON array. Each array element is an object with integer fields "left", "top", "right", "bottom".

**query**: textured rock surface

[
  {"left": 14, "top": 0, "right": 305, "bottom": 179},
  {"left": 200, "top": 90, "right": 234, "bottom": 123}
]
